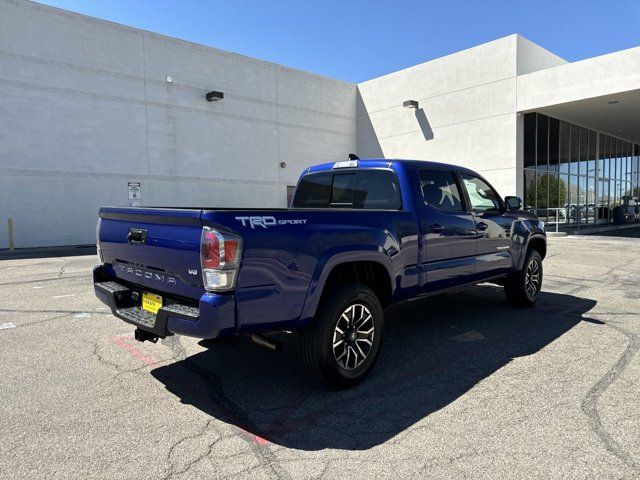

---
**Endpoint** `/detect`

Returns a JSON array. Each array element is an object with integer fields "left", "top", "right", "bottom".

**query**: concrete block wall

[{"left": 0, "top": 0, "right": 356, "bottom": 248}]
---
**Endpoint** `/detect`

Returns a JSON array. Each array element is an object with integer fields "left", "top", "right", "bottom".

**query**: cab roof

[{"left": 304, "top": 158, "right": 478, "bottom": 176}]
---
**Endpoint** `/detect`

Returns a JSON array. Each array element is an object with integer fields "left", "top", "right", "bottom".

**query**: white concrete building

[{"left": 1, "top": 0, "right": 639, "bottom": 248}]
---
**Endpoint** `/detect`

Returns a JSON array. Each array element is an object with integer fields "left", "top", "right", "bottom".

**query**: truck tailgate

[{"left": 98, "top": 207, "right": 204, "bottom": 301}]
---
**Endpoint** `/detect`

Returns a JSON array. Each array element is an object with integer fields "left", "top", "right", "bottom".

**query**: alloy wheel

[
  {"left": 332, "top": 304, "right": 375, "bottom": 370},
  {"left": 525, "top": 259, "right": 540, "bottom": 298}
]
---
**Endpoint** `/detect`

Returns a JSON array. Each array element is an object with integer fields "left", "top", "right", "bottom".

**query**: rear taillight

[{"left": 200, "top": 227, "right": 242, "bottom": 291}]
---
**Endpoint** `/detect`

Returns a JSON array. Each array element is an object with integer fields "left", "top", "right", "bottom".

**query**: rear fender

[{"left": 296, "top": 246, "right": 394, "bottom": 330}]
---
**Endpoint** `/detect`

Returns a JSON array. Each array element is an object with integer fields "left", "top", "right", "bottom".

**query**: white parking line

[
  {"left": 0, "top": 323, "right": 16, "bottom": 330},
  {"left": 52, "top": 294, "right": 75, "bottom": 299}
]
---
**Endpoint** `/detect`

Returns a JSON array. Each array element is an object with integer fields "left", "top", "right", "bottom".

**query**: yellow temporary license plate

[{"left": 141, "top": 292, "right": 162, "bottom": 315}]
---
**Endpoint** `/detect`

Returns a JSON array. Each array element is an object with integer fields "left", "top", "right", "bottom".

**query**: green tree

[{"left": 526, "top": 173, "right": 567, "bottom": 209}]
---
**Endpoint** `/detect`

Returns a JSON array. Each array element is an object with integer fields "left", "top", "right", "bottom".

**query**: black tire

[
  {"left": 299, "top": 283, "right": 384, "bottom": 389},
  {"left": 504, "top": 249, "right": 543, "bottom": 307}
]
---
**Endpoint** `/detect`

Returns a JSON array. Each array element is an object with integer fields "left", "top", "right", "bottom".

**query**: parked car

[{"left": 94, "top": 158, "right": 546, "bottom": 388}]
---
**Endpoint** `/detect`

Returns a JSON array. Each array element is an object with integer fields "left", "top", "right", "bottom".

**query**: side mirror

[{"left": 505, "top": 196, "right": 522, "bottom": 211}]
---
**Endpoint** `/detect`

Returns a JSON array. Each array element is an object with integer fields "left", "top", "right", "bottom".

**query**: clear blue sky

[{"left": 38, "top": 0, "right": 640, "bottom": 82}]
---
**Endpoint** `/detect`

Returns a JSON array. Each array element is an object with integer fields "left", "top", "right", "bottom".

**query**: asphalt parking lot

[{"left": 1, "top": 234, "right": 639, "bottom": 479}]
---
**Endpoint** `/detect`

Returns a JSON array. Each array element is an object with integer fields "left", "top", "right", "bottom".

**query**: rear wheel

[
  {"left": 299, "top": 283, "right": 384, "bottom": 389},
  {"left": 504, "top": 249, "right": 543, "bottom": 307}
]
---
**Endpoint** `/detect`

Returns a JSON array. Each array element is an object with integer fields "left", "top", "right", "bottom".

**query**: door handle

[
  {"left": 428, "top": 223, "right": 444, "bottom": 233},
  {"left": 476, "top": 222, "right": 488, "bottom": 231}
]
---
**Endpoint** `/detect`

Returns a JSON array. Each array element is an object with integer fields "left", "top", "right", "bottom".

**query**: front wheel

[
  {"left": 504, "top": 249, "right": 543, "bottom": 307},
  {"left": 299, "top": 283, "right": 384, "bottom": 389}
]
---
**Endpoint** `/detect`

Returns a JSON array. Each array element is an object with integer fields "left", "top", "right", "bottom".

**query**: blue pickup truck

[{"left": 94, "top": 158, "right": 546, "bottom": 388}]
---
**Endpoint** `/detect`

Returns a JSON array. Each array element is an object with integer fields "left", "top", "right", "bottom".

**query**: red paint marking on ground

[
  {"left": 237, "top": 427, "right": 270, "bottom": 446},
  {"left": 109, "top": 335, "right": 267, "bottom": 446},
  {"left": 253, "top": 435, "right": 270, "bottom": 446},
  {"left": 110, "top": 334, "right": 157, "bottom": 366}
]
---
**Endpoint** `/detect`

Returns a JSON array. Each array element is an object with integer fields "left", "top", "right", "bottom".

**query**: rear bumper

[{"left": 93, "top": 266, "right": 235, "bottom": 339}]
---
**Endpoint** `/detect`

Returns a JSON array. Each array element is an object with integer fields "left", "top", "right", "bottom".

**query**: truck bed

[{"left": 97, "top": 205, "right": 419, "bottom": 335}]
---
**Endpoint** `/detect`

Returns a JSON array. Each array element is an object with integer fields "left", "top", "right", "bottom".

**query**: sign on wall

[{"left": 128, "top": 182, "right": 141, "bottom": 200}]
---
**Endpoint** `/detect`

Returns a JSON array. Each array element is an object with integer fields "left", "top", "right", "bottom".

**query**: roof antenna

[{"left": 348, "top": 153, "right": 359, "bottom": 160}]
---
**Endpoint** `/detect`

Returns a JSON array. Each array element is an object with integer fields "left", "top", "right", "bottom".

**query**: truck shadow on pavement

[{"left": 151, "top": 285, "right": 597, "bottom": 451}]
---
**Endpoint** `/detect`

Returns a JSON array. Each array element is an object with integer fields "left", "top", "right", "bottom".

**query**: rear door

[
  {"left": 417, "top": 168, "right": 477, "bottom": 292},
  {"left": 458, "top": 173, "right": 512, "bottom": 277}
]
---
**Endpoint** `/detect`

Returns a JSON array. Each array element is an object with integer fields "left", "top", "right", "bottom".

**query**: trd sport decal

[{"left": 235, "top": 216, "right": 308, "bottom": 229}]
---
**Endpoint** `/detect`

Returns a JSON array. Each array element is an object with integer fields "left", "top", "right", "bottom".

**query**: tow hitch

[{"left": 134, "top": 328, "right": 159, "bottom": 343}]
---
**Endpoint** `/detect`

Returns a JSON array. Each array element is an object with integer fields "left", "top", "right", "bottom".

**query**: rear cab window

[{"left": 292, "top": 170, "right": 402, "bottom": 210}]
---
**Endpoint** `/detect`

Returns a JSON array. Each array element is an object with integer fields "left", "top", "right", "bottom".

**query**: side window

[
  {"left": 460, "top": 173, "right": 502, "bottom": 212},
  {"left": 419, "top": 169, "right": 464, "bottom": 212},
  {"left": 352, "top": 170, "right": 401, "bottom": 209},
  {"left": 291, "top": 172, "right": 331, "bottom": 207}
]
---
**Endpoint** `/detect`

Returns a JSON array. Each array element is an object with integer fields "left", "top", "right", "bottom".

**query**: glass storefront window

[
  {"left": 568, "top": 175, "right": 578, "bottom": 223},
  {"left": 570, "top": 125, "right": 579, "bottom": 175},
  {"left": 559, "top": 121, "right": 570, "bottom": 174},
  {"left": 559, "top": 175, "right": 568, "bottom": 209},
  {"left": 587, "top": 130, "right": 596, "bottom": 178},
  {"left": 578, "top": 177, "right": 587, "bottom": 224},
  {"left": 614, "top": 138, "right": 622, "bottom": 179},
  {"left": 536, "top": 171, "right": 549, "bottom": 221},
  {"left": 620, "top": 142, "right": 627, "bottom": 181},
  {"left": 598, "top": 134, "right": 606, "bottom": 179},
  {"left": 597, "top": 180, "right": 607, "bottom": 221},
  {"left": 537, "top": 114, "right": 549, "bottom": 170},
  {"left": 549, "top": 118, "right": 559, "bottom": 172},
  {"left": 603, "top": 136, "right": 610, "bottom": 179},
  {"left": 524, "top": 114, "right": 536, "bottom": 168},
  {"left": 587, "top": 177, "right": 595, "bottom": 224},
  {"left": 523, "top": 113, "right": 639, "bottom": 227},
  {"left": 631, "top": 145, "right": 636, "bottom": 184},
  {"left": 626, "top": 143, "right": 633, "bottom": 183},
  {"left": 524, "top": 169, "right": 536, "bottom": 211},
  {"left": 579, "top": 128, "right": 588, "bottom": 178}
]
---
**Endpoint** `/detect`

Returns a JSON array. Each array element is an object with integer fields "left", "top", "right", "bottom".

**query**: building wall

[
  {"left": 0, "top": 0, "right": 356, "bottom": 248},
  {"left": 517, "top": 46, "right": 640, "bottom": 112},
  {"left": 515, "top": 36, "right": 567, "bottom": 76},
  {"left": 356, "top": 35, "right": 571, "bottom": 200},
  {"left": 357, "top": 36, "right": 521, "bottom": 198}
]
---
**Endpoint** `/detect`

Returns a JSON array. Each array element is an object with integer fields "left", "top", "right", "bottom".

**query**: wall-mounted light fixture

[
  {"left": 403, "top": 100, "right": 419, "bottom": 109},
  {"left": 206, "top": 91, "right": 224, "bottom": 102}
]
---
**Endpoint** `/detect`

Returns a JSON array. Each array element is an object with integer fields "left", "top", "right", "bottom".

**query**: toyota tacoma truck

[{"left": 94, "top": 159, "right": 546, "bottom": 388}]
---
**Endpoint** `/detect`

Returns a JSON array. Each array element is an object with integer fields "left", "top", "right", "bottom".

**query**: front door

[
  {"left": 458, "top": 172, "right": 512, "bottom": 277},
  {"left": 418, "top": 168, "right": 477, "bottom": 292}
]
